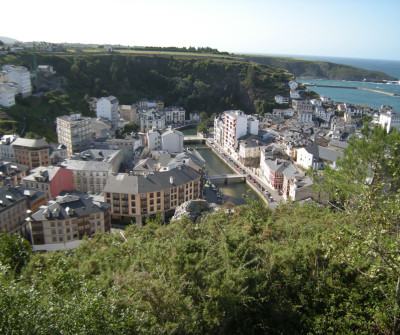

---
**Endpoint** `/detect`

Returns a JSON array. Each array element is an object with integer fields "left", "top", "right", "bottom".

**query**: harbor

[{"left": 304, "top": 83, "right": 400, "bottom": 97}]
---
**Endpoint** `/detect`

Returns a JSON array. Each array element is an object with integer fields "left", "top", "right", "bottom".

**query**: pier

[{"left": 303, "top": 83, "right": 399, "bottom": 97}]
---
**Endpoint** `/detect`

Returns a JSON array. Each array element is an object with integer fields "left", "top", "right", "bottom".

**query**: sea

[{"left": 268, "top": 54, "right": 400, "bottom": 112}]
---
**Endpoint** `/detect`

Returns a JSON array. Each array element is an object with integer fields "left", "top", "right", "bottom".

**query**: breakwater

[{"left": 304, "top": 83, "right": 399, "bottom": 97}]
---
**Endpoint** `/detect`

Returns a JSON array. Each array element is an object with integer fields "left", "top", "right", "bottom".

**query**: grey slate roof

[
  {"left": 0, "top": 184, "right": 45, "bottom": 213},
  {"left": 265, "top": 159, "right": 298, "bottom": 176},
  {"left": 304, "top": 146, "right": 344, "bottom": 163},
  {"left": 328, "top": 139, "right": 349, "bottom": 150},
  {"left": 12, "top": 138, "right": 49, "bottom": 148},
  {"left": 23, "top": 166, "right": 61, "bottom": 182},
  {"left": 104, "top": 165, "right": 201, "bottom": 194},
  {"left": 31, "top": 192, "right": 110, "bottom": 221}
]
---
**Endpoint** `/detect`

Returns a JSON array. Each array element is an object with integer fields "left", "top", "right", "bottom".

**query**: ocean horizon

[
  {"left": 260, "top": 54, "right": 400, "bottom": 112},
  {"left": 257, "top": 54, "right": 400, "bottom": 79}
]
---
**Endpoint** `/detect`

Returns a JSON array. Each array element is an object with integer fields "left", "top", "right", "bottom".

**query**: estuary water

[
  {"left": 181, "top": 128, "right": 256, "bottom": 205},
  {"left": 297, "top": 78, "right": 400, "bottom": 112},
  {"left": 267, "top": 54, "right": 400, "bottom": 112}
]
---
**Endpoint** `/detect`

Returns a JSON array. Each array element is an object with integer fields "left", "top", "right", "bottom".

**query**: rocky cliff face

[{"left": 171, "top": 200, "right": 219, "bottom": 223}]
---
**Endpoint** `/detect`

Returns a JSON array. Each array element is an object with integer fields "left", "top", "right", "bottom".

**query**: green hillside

[
  {"left": 245, "top": 54, "right": 398, "bottom": 81},
  {"left": 0, "top": 52, "right": 294, "bottom": 141}
]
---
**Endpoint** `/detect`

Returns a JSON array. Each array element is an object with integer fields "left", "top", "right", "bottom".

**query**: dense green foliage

[
  {"left": 0, "top": 52, "right": 293, "bottom": 140},
  {"left": 2, "top": 126, "right": 400, "bottom": 334},
  {"left": 245, "top": 55, "right": 398, "bottom": 81}
]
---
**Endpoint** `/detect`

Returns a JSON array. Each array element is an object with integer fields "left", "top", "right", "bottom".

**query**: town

[{"left": 0, "top": 63, "right": 399, "bottom": 253}]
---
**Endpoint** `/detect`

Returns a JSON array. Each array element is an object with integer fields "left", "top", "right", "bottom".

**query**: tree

[
  {"left": 199, "top": 111, "right": 208, "bottom": 123},
  {"left": 197, "top": 122, "right": 208, "bottom": 135},
  {"left": 320, "top": 125, "right": 400, "bottom": 333},
  {"left": 122, "top": 121, "right": 139, "bottom": 135},
  {"left": 0, "top": 233, "right": 31, "bottom": 275}
]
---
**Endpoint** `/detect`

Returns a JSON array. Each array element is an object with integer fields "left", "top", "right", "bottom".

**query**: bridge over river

[{"left": 209, "top": 174, "right": 246, "bottom": 184}]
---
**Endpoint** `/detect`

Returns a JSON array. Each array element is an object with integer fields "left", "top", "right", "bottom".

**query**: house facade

[
  {"left": 29, "top": 193, "right": 111, "bottom": 251},
  {"left": 0, "top": 185, "right": 46, "bottom": 236},
  {"left": 59, "top": 149, "right": 123, "bottom": 194},
  {"left": 57, "top": 114, "right": 92, "bottom": 157},
  {"left": 12, "top": 138, "right": 50, "bottom": 171},
  {"left": 164, "top": 107, "right": 185, "bottom": 124},
  {"left": 104, "top": 165, "right": 202, "bottom": 224},
  {"left": 23, "top": 166, "right": 74, "bottom": 200},
  {"left": 2, "top": 65, "right": 32, "bottom": 97},
  {"left": 0, "top": 161, "right": 28, "bottom": 186},
  {"left": 96, "top": 96, "right": 120, "bottom": 129}
]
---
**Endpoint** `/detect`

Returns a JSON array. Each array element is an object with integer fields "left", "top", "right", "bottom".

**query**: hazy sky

[{"left": 3, "top": 0, "right": 400, "bottom": 60}]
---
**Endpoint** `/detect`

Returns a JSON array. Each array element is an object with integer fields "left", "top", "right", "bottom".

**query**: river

[{"left": 180, "top": 127, "right": 257, "bottom": 205}]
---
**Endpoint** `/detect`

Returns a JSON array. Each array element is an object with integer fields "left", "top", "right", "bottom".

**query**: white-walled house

[
  {"left": 164, "top": 107, "right": 185, "bottom": 125},
  {"left": 0, "top": 84, "right": 16, "bottom": 107},
  {"left": 0, "top": 134, "right": 19, "bottom": 161},
  {"left": 161, "top": 129, "right": 184, "bottom": 153},
  {"left": 222, "top": 110, "right": 259, "bottom": 155},
  {"left": 290, "top": 90, "right": 301, "bottom": 99},
  {"left": 296, "top": 146, "right": 344, "bottom": 170},
  {"left": 146, "top": 129, "right": 183, "bottom": 153},
  {"left": 275, "top": 95, "right": 289, "bottom": 104},
  {"left": 379, "top": 111, "right": 400, "bottom": 133},
  {"left": 96, "top": 96, "right": 120, "bottom": 129},
  {"left": 2, "top": 65, "right": 32, "bottom": 98},
  {"left": 298, "top": 111, "right": 313, "bottom": 123}
]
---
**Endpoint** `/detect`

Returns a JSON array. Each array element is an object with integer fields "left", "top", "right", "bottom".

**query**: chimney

[
  {"left": 170, "top": 176, "right": 174, "bottom": 184},
  {"left": 275, "top": 159, "right": 279, "bottom": 165}
]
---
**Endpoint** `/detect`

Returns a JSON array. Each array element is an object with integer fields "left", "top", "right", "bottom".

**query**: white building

[
  {"left": 2, "top": 65, "right": 32, "bottom": 97},
  {"left": 310, "top": 99, "right": 323, "bottom": 107},
  {"left": 56, "top": 114, "right": 92, "bottom": 157},
  {"left": 146, "top": 129, "right": 184, "bottom": 153},
  {"left": 0, "top": 134, "right": 19, "bottom": 161},
  {"left": 314, "top": 106, "right": 333, "bottom": 122},
  {"left": 164, "top": 107, "right": 186, "bottom": 125},
  {"left": 139, "top": 109, "right": 166, "bottom": 131},
  {"left": 298, "top": 111, "right": 313, "bottom": 123},
  {"left": 320, "top": 95, "right": 332, "bottom": 104},
  {"left": 290, "top": 90, "right": 301, "bottom": 99},
  {"left": 379, "top": 111, "right": 400, "bottom": 133},
  {"left": 274, "top": 95, "right": 289, "bottom": 104},
  {"left": 213, "top": 114, "right": 225, "bottom": 146},
  {"left": 296, "top": 146, "right": 344, "bottom": 170},
  {"left": 0, "top": 84, "right": 16, "bottom": 107},
  {"left": 96, "top": 96, "right": 120, "bottom": 129},
  {"left": 161, "top": 129, "right": 184, "bottom": 153},
  {"left": 223, "top": 110, "right": 253, "bottom": 155}
]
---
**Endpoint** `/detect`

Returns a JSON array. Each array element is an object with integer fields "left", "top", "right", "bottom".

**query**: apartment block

[
  {"left": 29, "top": 193, "right": 111, "bottom": 251},
  {"left": 0, "top": 184, "right": 46, "bottom": 235},
  {"left": 104, "top": 165, "right": 202, "bottom": 224},
  {"left": 57, "top": 114, "right": 92, "bottom": 157},
  {"left": 12, "top": 138, "right": 50, "bottom": 170}
]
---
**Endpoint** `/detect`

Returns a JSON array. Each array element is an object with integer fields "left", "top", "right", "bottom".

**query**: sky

[{"left": 3, "top": 0, "right": 400, "bottom": 61}]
